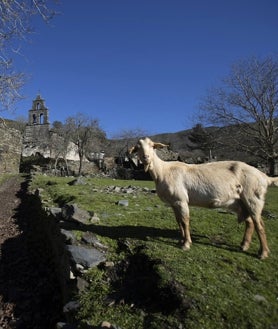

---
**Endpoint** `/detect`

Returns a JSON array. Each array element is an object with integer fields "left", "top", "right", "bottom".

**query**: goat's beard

[
  {"left": 144, "top": 161, "right": 153, "bottom": 172},
  {"left": 144, "top": 163, "right": 150, "bottom": 172},
  {"left": 140, "top": 157, "right": 151, "bottom": 172}
]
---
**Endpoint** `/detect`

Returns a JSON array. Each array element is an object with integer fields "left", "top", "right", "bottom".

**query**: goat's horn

[{"left": 129, "top": 146, "right": 137, "bottom": 154}]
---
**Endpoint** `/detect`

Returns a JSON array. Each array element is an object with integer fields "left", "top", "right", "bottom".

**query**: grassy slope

[{"left": 31, "top": 175, "right": 278, "bottom": 329}]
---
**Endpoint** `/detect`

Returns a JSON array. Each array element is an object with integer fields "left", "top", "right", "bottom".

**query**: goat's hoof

[
  {"left": 241, "top": 243, "right": 250, "bottom": 252},
  {"left": 258, "top": 249, "right": 270, "bottom": 260},
  {"left": 181, "top": 243, "right": 191, "bottom": 251},
  {"left": 258, "top": 253, "right": 269, "bottom": 260}
]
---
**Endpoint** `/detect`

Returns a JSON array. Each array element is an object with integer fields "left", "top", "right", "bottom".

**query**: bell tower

[
  {"left": 24, "top": 94, "right": 50, "bottom": 143},
  {"left": 28, "top": 94, "right": 49, "bottom": 125}
]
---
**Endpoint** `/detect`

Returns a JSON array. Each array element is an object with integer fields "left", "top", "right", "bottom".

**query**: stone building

[
  {"left": 0, "top": 122, "right": 22, "bottom": 173},
  {"left": 22, "top": 95, "right": 92, "bottom": 174}
]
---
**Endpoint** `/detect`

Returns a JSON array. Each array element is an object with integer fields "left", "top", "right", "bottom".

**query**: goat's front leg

[
  {"left": 172, "top": 201, "right": 192, "bottom": 250},
  {"left": 241, "top": 217, "right": 254, "bottom": 251}
]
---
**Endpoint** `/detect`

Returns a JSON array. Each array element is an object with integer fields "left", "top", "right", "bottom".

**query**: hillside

[
  {"left": 4, "top": 117, "right": 266, "bottom": 169},
  {"left": 104, "top": 126, "right": 259, "bottom": 166}
]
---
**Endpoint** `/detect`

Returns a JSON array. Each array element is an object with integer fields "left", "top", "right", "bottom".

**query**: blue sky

[{"left": 7, "top": 0, "right": 278, "bottom": 138}]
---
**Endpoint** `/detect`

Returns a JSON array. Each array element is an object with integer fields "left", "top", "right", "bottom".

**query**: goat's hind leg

[
  {"left": 231, "top": 200, "right": 254, "bottom": 252},
  {"left": 253, "top": 215, "right": 269, "bottom": 259},
  {"left": 242, "top": 196, "right": 269, "bottom": 259}
]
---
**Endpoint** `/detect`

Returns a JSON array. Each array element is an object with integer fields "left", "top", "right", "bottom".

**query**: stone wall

[{"left": 0, "top": 124, "right": 22, "bottom": 174}]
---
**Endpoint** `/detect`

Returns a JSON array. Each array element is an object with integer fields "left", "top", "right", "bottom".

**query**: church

[{"left": 22, "top": 94, "right": 79, "bottom": 162}]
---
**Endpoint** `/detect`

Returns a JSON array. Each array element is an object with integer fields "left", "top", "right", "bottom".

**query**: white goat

[{"left": 130, "top": 137, "right": 278, "bottom": 259}]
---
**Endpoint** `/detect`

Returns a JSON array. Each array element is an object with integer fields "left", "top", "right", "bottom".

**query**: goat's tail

[{"left": 269, "top": 176, "right": 278, "bottom": 187}]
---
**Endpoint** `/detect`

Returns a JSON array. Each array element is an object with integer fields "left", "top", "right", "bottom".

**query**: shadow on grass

[
  {"left": 60, "top": 219, "right": 178, "bottom": 241},
  {"left": 0, "top": 175, "right": 65, "bottom": 328},
  {"left": 60, "top": 219, "right": 252, "bottom": 257}
]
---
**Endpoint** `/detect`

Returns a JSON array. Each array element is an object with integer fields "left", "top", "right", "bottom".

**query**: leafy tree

[
  {"left": 0, "top": 0, "right": 57, "bottom": 110},
  {"left": 199, "top": 56, "right": 278, "bottom": 175},
  {"left": 64, "top": 113, "right": 106, "bottom": 175}
]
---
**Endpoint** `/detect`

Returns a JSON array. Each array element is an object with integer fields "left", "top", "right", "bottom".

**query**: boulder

[
  {"left": 62, "top": 204, "right": 92, "bottom": 224},
  {"left": 66, "top": 245, "right": 106, "bottom": 269}
]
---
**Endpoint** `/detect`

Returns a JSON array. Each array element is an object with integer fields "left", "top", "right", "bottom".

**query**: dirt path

[{"left": 0, "top": 175, "right": 63, "bottom": 329}]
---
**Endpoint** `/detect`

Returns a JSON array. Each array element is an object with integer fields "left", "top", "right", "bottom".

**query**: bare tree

[
  {"left": 199, "top": 56, "right": 278, "bottom": 175},
  {"left": 112, "top": 128, "right": 148, "bottom": 161},
  {"left": 6, "top": 115, "right": 28, "bottom": 134},
  {"left": 64, "top": 113, "right": 106, "bottom": 176},
  {"left": 49, "top": 121, "right": 72, "bottom": 174},
  {"left": 0, "top": 0, "right": 58, "bottom": 110},
  {"left": 113, "top": 128, "right": 148, "bottom": 141}
]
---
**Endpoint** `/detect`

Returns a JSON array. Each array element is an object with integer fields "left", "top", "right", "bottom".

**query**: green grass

[{"left": 31, "top": 175, "right": 278, "bottom": 329}]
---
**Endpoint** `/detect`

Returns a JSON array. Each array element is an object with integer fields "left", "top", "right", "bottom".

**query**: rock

[
  {"left": 81, "top": 232, "right": 108, "bottom": 251},
  {"left": 76, "top": 276, "right": 89, "bottom": 292},
  {"left": 123, "top": 187, "right": 134, "bottom": 194},
  {"left": 113, "top": 186, "right": 121, "bottom": 193},
  {"left": 254, "top": 294, "right": 267, "bottom": 303},
  {"left": 56, "top": 322, "right": 77, "bottom": 329},
  {"left": 103, "top": 261, "right": 115, "bottom": 268},
  {"left": 68, "top": 177, "right": 87, "bottom": 186},
  {"left": 63, "top": 300, "right": 80, "bottom": 314},
  {"left": 70, "top": 271, "right": 76, "bottom": 279},
  {"left": 103, "top": 185, "right": 155, "bottom": 195},
  {"left": 62, "top": 204, "right": 91, "bottom": 224},
  {"left": 49, "top": 207, "right": 62, "bottom": 219},
  {"left": 117, "top": 200, "right": 129, "bottom": 207},
  {"left": 34, "top": 187, "right": 44, "bottom": 196},
  {"left": 66, "top": 245, "right": 106, "bottom": 269},
  {"left": 100, "top": 322, "right": 121, "bottom": 329},
  {"left": 90, "top": 215, "right": 100, "bottom": 223},
  {"left": 61, "top": 229, "right": 77, "bottom": 244},
  {"left": 76, "top": 263, "right": 85, "bottom": 272},
  {"left": 81, "top": 231, "right": 97, "bottom": 244}
]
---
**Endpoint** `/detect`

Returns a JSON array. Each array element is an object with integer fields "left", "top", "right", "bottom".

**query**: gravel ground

[{"left": 0, "top": 175, "right": 63, "bottom": 329}]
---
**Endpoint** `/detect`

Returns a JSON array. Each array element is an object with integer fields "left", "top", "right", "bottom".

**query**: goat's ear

[
  {"left": 153, "top": 142, "right": 169, "bottom": 149},
  {"left": 129, "top": 145, "right": 138, "bottom": 154}
]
